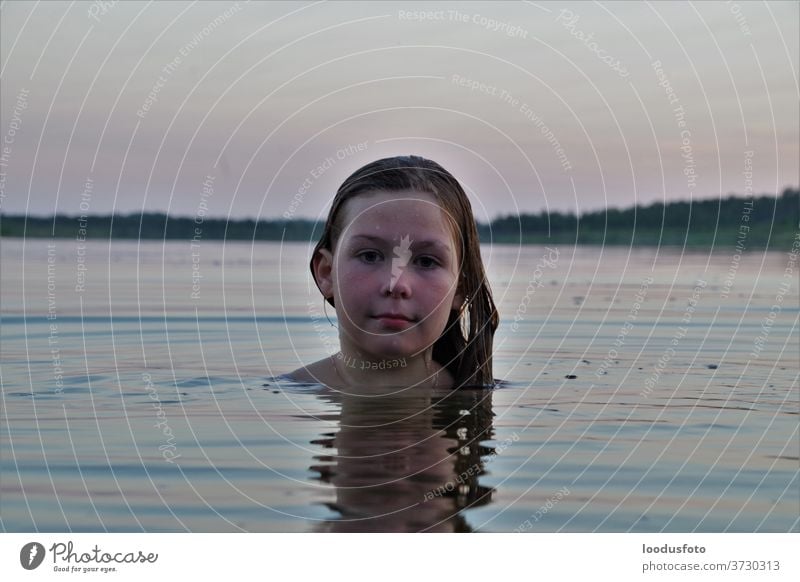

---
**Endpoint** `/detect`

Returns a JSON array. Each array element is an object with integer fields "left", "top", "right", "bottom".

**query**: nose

[{"left": 382, "top": 266, "right": 412, "bottom": 298}]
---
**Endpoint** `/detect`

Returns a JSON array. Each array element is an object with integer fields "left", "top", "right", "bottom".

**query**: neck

[{"left": 331, "top": 347, "right": 444, "bottom": 391}]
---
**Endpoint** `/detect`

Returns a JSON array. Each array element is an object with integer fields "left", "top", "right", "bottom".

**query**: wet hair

[{"left": 310, "top": 155, "right": 498, "bottom": 387}]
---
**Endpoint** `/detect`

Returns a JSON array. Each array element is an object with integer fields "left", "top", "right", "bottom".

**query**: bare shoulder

[{"left": 286, "top": 357, "right": 336, "bottom": 384}]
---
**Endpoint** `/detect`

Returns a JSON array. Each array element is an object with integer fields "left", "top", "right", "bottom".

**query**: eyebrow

[{"left": 349, "top": 234, "right": 452, "bottom": 253}]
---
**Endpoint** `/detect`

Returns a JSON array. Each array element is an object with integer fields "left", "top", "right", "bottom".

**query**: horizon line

[{"left": 2, "top": 187, "right": 796, "bottom": 223}]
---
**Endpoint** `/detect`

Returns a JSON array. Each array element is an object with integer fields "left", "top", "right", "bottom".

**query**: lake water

[{"left": 1, "top": 237, "right": 798, "bottom": 532}]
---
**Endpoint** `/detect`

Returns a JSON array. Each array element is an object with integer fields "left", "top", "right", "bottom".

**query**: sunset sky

[{"left": 1, "top": 0, "right": 797, "bottom": 222}]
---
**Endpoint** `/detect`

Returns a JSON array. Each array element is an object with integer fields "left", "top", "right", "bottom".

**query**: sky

[{"left": 0, "top": 0, "right": 797, "bottom": 222}]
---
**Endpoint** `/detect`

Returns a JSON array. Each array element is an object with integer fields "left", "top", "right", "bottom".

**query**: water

[{"left": 1, "top": 238, "right": 797, "bottom": 532}]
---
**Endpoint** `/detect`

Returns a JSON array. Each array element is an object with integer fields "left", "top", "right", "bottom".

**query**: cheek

[
  {"left": 336, "top": 264, "right": 373, "bottom": 289},
  {"left": 419, "top": 276, "right": 458, "bottom": 312},
  {"left": 333, "top": 257, "right": 359, "bottom": 285},
  {"left": 332, "top": 265, "right": 374, "bottom": 310}
]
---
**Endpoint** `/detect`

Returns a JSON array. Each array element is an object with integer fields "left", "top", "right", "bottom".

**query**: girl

[{"left": 288, "top": 155, "right": 498, "bottom": 389}]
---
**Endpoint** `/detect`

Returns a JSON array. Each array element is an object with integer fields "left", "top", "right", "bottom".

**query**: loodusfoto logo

[{"left": 20, "top": 542, "right": 46, "bottom": 570}]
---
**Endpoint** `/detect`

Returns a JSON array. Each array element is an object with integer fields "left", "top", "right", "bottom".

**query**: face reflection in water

[{"left": 308, "top": 386, "right": 495, "bottom": 532}]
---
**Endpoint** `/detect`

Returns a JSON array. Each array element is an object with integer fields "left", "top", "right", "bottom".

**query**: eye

[
  {"left": 415, "top": 255, "right": 440, "bottom": 269},
  {"left": 357, "top": 250, "right": 383, "bottom": 264}
]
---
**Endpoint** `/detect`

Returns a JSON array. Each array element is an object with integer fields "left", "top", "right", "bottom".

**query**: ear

[
  {"left": 312, "top": 248, "right": 334, "bottom": 301},
  {"left": 451, "top": 275, "right": 466, "bottom": 311}
]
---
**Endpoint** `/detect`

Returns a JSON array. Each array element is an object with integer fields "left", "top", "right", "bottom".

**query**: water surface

[{"left": 2, "top": 238, "right": 797, "bottom": 531}]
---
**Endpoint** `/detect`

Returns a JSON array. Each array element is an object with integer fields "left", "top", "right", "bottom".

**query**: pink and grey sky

[{"left": 0, "top": 0, "right": 797, "bottom": 222}]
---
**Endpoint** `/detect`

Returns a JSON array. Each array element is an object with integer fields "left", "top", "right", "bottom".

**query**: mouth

[
  {"left": 373, "top": 313, "right": 415, "bottom": 322},
  {"left": 372, "top": 313, "right": 415, "bottom": 328}
]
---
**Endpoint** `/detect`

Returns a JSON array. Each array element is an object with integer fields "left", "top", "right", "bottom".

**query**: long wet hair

[{"left": 310, "top": 155, "right": 498, "bottom": 387}]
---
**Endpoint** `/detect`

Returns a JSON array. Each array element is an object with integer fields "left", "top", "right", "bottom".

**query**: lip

[
  {"left": 373, "top": 313, "right": 415, "bottom": 322},
  {"left": 373, "top": 313, "right": 415, "bottom": 328}
]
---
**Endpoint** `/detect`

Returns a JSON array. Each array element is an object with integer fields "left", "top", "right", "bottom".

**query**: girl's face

[{"left": 315, "top": 190, "right": 464, "bottom": 361}]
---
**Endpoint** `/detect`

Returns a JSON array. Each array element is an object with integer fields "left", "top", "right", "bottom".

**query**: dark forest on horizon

[{"left": 2, "top": 188, "right": 798, "bottom": 249}]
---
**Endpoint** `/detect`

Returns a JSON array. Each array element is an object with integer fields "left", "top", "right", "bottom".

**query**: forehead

[{"left": 339, "top": 190, "right": 457, "bottom": 243}]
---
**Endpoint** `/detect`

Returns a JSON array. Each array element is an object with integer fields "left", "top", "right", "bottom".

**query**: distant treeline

[{"left": 2, "top": 188, "right": 797, "bottom": 249}]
